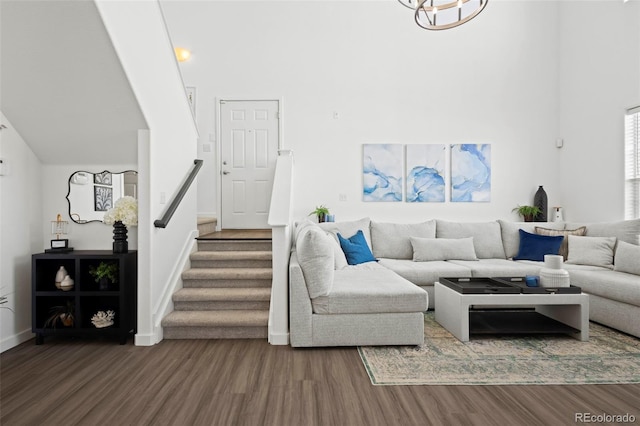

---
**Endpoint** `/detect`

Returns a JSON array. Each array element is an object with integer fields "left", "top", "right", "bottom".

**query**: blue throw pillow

[
  {"left": 337, "top": 230, "right": 377, "bottom": 265},
  {"left": 513, "top": 229, "right": 564, "bottom": 261}
]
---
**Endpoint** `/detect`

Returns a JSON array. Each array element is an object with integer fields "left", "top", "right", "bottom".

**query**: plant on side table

[
  {"left": 309, "top": 205, "right": 330, "bottom": 223},
  {"left": 89, "top": 262, "right": 119, "bottom": 291},
  {"left": 512, "top": 205, "right": 542, "bottom": 222}
]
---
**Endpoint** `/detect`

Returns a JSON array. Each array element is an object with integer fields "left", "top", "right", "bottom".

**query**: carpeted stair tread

[
  {"left": 162, "top": 310, "right": 269, "bottom": 327},
  {"left": 182, "top": 268, "right": 272, "bottom": 280},
  {"left": 190, "top": 251, "right": 272, "bottom": 261},
  {"left": 173, "top": 287, "right": 271, "bottom": 302}
]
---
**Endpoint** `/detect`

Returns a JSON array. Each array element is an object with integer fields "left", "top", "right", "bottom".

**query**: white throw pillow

[
  {"left": 566, "top": 235, "right": 616, "bottom": 269},
  {"left": 614, "top": 241, "right": 640, "bottom": 276},
  {"left": 296, "top": 227, "right": 335, "bottom": 298},
  {"left": 371, "top": 220, "right": 436, "bottom": 259},
  {"left": 410, "top": 237, "right": 478, "bottom": 262},
  {"left": 436, "top": 220, "right": 506, "bottom": 259}
]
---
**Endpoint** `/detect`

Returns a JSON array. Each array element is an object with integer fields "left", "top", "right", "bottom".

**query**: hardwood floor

[{"left": 1, "top": 338, "right": 639, "bottom": 426}]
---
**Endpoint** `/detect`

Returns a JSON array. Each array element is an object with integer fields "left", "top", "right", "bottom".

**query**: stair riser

[
  {"left": 191, "top": 260, "right": 272, "bottom": 269},
  {"left": 198, "top": 241, "right": 272, "bottom": 252},
  {"left": 164, "top": 326, "right": 268, "bottom": 339},
  {"left": 183, "top": 279, "right": 272, "bottom": 288},
  {"left": 174, "top": 301, "right": 270, "bottom": 311},
  {"left": 197, "top": 222, "right": 217, "bottom": 236}
]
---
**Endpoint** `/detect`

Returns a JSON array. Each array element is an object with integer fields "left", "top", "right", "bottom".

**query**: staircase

[{"left": 162, "top": 226, "right": 272, "bottom": 339}]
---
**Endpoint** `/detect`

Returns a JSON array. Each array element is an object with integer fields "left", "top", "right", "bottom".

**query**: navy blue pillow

[
  {"left": 513, "top": 229, "right": 564, "bottom": 261},
  {"left": 337, "top": 230, "right": 377, "bottom": 265}
]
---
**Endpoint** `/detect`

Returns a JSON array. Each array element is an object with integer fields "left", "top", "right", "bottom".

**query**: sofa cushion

[
  {"left": 410, "top": 237, "right": 478, "bottom": 261},
  {"left": 377, "top": 258, "right": 472, "bottom": 286},
  {"left": 513, "top": 229, "right": 563, "bottom": 261},
  {"left": 448, "top": 259, "right": 542, "bottom": 277},
  {"left": 337, "top": 230, "right": 376, "bottom": 265},
  {"left": 311, "top": 269, "right": 428, "bottom": 314},
  {"left": 566, "top": 235, "right": 616, "bottom": 269},
  {"left": 296, "top": 220, "right": 348, "bottom": 270},
  {"left": 436, "top": 220, "right": 506, "bottom": 259},
  {"left": 534, "top": 226, "right": 587, "bottom": 260},
  {"left": 319, "top": 217, "right": 372, "bottom": 249},
  {"left": 568, "top": 270, "right": 640, "bottom": 307},
  {"left": 296, "top": 227, "right": 335, "bottom": 299},
  {"left": 564, "top": 219, "right": 640, "bottom": 245},
  {"left": 614, "top": 241, "right": 640, "bottom": 276},
  {"left": 371, "top": 220, "right": 436, "bottom": 259},
  {"left": 498, "top": 220, "right": 564, "bottom": 259}
]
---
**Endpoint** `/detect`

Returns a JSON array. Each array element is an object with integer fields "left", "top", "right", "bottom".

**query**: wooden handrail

[{"left": 154, "top": 159, "right": 203, "bottom": 228}]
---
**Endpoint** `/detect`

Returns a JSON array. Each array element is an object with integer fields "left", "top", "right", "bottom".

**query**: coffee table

[{"left": 434, "top": 281, "right": 589, "bottom": 342}]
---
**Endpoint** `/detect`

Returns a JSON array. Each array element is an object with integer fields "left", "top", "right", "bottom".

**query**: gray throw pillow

[
  {"left": 566, "top": 235, "right": 616, "bottom": 269},
  {"left": 410, "top": 237, "right": 478, "bottom": 262},
  {"left": 614, "top": 241, "right": 640, "bottom": 276}
]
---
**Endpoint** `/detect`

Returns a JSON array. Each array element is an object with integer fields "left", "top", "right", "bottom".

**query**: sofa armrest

[{"left": 289, "top": 252, "right": 314, "bottom": 347}]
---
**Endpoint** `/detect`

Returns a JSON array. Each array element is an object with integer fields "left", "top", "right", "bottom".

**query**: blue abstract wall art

[
  {"left": 363, "top": 144, "right": 403, "bottom": 202},
  {"left": 451, "top": 144, "right": 491, "bottom": 202},
  {"left": 406, "top": 144, "right": 445, "bottom": 202}
]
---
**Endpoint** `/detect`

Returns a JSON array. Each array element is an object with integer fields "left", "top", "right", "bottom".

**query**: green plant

[
  {"left": 88, "top": 262, "right": 119, "bottom": 284},
  {"left": 44, "top": 301, "right": 75, "bottom": 328},
  {"left": 512, "top": 205, "right": 542, "bottom": 222},
  {"left": 308, "top": 205, "right": 330, "bottom": 222}
]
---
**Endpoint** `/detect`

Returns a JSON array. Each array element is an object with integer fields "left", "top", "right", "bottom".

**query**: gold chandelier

[{"left": 398, "top": 0, "right": 488, "bottom": 31}]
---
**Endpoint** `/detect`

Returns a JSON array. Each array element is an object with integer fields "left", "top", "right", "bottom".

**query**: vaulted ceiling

[{"left": 0, "top": 0, "right": 146, "bottom": 165}]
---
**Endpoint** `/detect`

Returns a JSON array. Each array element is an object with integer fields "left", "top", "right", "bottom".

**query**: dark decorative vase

[
  {"left": 99, "top": 277, "right": 111, "bottom": 291},
  {"left": 112, "top": 221, "right": 128, "bottom": 254},
  {"left": 534, "top": 186, "right": 548, "bottom": 222}
]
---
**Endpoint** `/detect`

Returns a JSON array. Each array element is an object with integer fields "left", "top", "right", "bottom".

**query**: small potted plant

[
  {"left": 89, "top": 262, "right": 119, "bottom": 291},
  {"left": 512, "top": 205, "right": 542, "bottom": 222},
  {"left": 44, "top": 301, "right": 75, "bottom": 328},
  {"left": 309, "top": 205, "right": 330, "bottom": 223}
]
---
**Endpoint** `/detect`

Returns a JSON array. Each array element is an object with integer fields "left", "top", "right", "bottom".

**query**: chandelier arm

[{"left": 414, "top": 0, "right": 488, "bottom": 31}]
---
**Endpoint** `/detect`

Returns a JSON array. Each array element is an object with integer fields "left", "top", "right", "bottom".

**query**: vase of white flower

[{"left": 103, "top": 196, "right": 138, "bottom": 254}]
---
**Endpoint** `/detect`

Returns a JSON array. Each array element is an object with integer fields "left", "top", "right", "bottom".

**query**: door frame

[{"left": 215, "top": 97, "right": 284, "bottom": 231}]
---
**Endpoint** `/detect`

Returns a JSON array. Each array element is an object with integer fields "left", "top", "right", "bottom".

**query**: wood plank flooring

[{"left": 1, "top": 337, "right": 639, "bottom": 426}]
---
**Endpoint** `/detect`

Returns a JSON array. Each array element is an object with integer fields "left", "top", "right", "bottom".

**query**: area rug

[{"left": 358, "top": 312, "right": 640, "bottom": 385}]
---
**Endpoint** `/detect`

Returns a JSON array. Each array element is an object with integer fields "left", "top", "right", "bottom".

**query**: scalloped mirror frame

[{"left": 66, "top": 170, "right": 138, "bottom": 224}]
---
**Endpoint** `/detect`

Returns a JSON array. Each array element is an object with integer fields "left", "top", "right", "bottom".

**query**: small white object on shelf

[{"left": 91, "top": 310, "right": 115, "bottom": 328}]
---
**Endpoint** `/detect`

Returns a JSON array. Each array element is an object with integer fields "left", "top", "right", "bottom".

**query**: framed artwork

[
  {"left": 451, "top": 144, "right": 491, "bottom": 202},
  {"left": 94, "top": 186, "right": 113, "bottom": 211},
  {"left": 406, "top": 144, "right": 446, "bottom": 202},
  {"left": 94, "top": 171, "right": 112, "bottom": 185},
  {"left": 363, "top": 144, "right": 403, "bottom": 202},
  {"left": 186, "top": 86, "right": 196, "bottom": 117}
]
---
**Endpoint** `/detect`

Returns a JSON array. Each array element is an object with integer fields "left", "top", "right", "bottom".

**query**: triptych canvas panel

[{"left": 363, "top": 143, "right": 491, "bottom": 202}]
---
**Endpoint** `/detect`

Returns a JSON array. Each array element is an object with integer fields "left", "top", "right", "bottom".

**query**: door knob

[{"left": 222, "top": 170, "right": 230, "bottom": 175}]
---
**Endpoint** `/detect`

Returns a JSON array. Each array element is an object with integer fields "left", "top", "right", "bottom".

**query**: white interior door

[{"left": 220, "top": 100, "right": 279, "bottom": 229}]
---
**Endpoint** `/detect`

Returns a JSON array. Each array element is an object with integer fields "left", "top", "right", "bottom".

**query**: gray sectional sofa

[{"left": 289, "top": 217, "right": 640, "bottom": 347}]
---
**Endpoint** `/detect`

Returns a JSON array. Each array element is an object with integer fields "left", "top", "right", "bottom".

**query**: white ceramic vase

[
  {"left": 55, "top": 266, "right": 68, "bottom": 290},
  {"left": 60, "top": 275, "right": 74, "bottom": 291}
]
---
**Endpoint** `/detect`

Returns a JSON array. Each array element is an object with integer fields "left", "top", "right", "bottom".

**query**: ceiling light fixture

[
  {"left": 174, "top": 47, "right": 192, "bottom": 62},
  {"left": 398, "top": 0, "right": 488, "bottom": 31}
]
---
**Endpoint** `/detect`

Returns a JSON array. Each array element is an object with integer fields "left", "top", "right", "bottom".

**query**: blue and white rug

[{"left": 358, "top": 312, "right": 640, "bottom": 386}]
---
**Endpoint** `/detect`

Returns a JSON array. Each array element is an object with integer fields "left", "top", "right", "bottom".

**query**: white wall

[
  {"left": 162, "top": 1, "right": 565, "bottom": 224},
  {"left": 0, "top": 112, "right": 43, "bottom": 352},
  {"left": 558, "top": 1, "right": 640, "bottom": 222},
  {"left": 40, "top": 164, "right": 138, "bottom": 251},
  {"left": 97, "top": 0, "right": 199, "bottom": 345}
]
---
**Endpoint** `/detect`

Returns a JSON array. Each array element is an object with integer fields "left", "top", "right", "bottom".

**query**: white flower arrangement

[{"left": 103, "top": 196, "right": 138, "bottom": 227}]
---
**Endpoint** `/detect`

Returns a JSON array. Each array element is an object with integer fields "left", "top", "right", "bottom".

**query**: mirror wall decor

[{"left": 66, "top": 170, "right": 138, "bottom": 224}]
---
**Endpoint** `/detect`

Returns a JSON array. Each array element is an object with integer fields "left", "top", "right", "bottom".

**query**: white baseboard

[
  {"left": 0, "top": 328, "right": 33, "bottom": 353},
  {"left": 268, "top": 331, "right": 289, "bottom": 346}
]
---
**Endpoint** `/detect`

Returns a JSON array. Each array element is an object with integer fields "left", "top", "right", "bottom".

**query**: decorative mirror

[{"left": 66, "top": 170, "right": 138, "bottom": 224}]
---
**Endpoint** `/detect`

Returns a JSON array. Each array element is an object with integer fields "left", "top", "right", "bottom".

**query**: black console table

[{"left": 32, "top": 250, "right": 137, "bottom": 345}]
